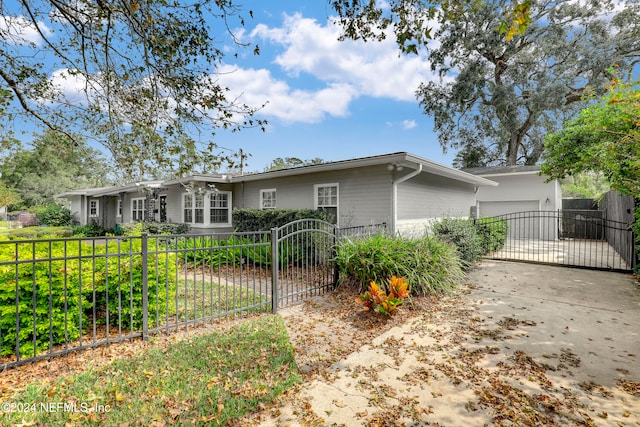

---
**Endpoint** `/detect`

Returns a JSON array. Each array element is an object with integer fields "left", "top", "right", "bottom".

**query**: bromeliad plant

[{"left": 356, "top": 275, "right": 410, "bottom": 316}]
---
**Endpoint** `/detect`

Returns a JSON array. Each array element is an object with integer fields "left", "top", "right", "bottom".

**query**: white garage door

[
  {"left": 479, "top": 200, "right": 539, "bottom": 217},
  {"left": 479, "top": 200, "right": 543, "bottom": 239}
]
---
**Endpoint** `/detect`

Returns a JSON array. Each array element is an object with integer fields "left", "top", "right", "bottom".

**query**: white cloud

[
  {"left": 217, "top": 65, "right": 358, "bottom": 123},
  {"left": 48, "top": 69, "right": 89, "bottom": 104},
  {"left": 402, "top": 120, "right": 417, "bottom": 130},
  {"left": 0, "top": 15, "right": 52, "bottom": 46},
  {"left": 216, "top": 12, "right": 440, "bottom": 124},
  {"left": 250, "top": 13, "right": 435, "bottom": 102}
]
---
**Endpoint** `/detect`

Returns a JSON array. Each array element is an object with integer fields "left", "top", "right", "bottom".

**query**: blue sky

[{"left": 210, "top": 1, "right": 452, "bottom": 172}]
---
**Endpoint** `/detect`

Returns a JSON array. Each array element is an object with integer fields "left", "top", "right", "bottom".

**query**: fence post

[
  {"left": 271, "top": 227, "right": 279, "bottom": 313},
  {"left": 332, "top": 226, "right": 340, "bottom": 287},
  {"left": 141, "top": 233, "right": 149, "bottom": 341}
]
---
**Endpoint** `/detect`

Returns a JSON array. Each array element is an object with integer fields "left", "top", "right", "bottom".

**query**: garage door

[
  {"left": 479, "top": 200, "right": 542, "bottom": 239},
  {"left": 478, "top": 200, "right": 539, "bottom": 217}
]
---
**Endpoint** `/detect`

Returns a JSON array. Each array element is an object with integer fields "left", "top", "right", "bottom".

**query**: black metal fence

[
  {"left": 480, "top": 210, "right": 634, "bottom": 272},
  {"left": 0, "top": 220, "right": 387, "bottom": 370}
]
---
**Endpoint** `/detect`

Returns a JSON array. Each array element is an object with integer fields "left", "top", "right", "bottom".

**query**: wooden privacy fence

[{"left": 0, "top": 220, "right": 386, "bottom": 370}]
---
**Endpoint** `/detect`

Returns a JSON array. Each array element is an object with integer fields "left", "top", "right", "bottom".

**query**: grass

[
  {"left": 0, "top": 315, "right": 300, "bottom": 426},
  {"left": 171, "top": 279, "right": 270, "bottom": 323}
]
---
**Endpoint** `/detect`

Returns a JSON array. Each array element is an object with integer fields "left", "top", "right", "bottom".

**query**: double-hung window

[
  {"left": 116, "top": 199, "right": 122, "bottom": 218},
  {"left": 210, "top": 192, "right": 230, "bottom": 224},
  {"left": 183, "top": 193, "right": 205, "bottom": 224},
  {"left": 131, "top": 198, "right": 146, "bottom": 221},
  {"left": 314, "top": 183, "right": 338, "bottom": 224},
  {"left": 89, "top": 200, "right": 99, "bottom": 218},
  {"left": 260, "top": 189, "right": 276, "bottom": 209}
]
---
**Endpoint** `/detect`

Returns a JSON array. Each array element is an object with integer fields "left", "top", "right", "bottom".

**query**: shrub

[
  {"left": 0, "top": 238, "right": 177, "bottom": 357},
  {"left": 233, "top": 209, "right": 331, "bottom": 232},
  {"left": 474, "top": 217, "right": 509, "bottom": 253},
  {"left": 356, "top": 276, "right": 410, "bottom": 315},
  {"left": 335, "top": 234, "right": 464, "bottom": 295},
  {"left": 432, "top": 218, "right": 484, "bottom": 267},
  {"left": 72, "top": 222, "right": 106, "bottom": 237},
  {"left": 119, "top": 222, "right": 190, "bottom": 236},
  {"left": 35, "top": 204, "right": 73, "bottom": 227}
]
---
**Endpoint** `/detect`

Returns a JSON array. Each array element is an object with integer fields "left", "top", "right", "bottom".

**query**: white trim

[
  {"left": 209, "top": 191, "right": 232, "bottom": 227},
  {"left": 260, "top": 188, "right": 277, "bottom": 209},
  {"left": 116, "top": 199, "right": 122, "bottom": 217},
  {"left": 181, "top": 191, "right": 233, "bottom": 228},
  {"left": 131, "top": 197, "right": 146, "bottom": 222},
  {"left": 314, "top": 183, "right": 339, "bottom": 224},
  {"left": 89, "top": 199, "right": 99, "bottom": 218}
]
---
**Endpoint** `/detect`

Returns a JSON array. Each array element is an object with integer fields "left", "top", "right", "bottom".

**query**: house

[
  {"left": 59, "top": 152, "right": 498, "bottom": 235},
  {"left": 464, "top": 165, "right": 563, "bottom": 239}
]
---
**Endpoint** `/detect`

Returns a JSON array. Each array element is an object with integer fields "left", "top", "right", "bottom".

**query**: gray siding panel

[
  {"left": 237, "top": 165, "right": 394, "bottom": 228},
  {"left": 398, "top": 173, "right": 476, "bottom": 220}
]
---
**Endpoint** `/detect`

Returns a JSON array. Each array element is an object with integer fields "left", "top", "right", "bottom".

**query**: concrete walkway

[{"left": 268, "top": 261, "right": 640, "bottom": 426}]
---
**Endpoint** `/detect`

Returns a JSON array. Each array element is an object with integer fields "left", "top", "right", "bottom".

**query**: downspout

[{"left": 392, "top": 163, "right": 423, "bottom": 234}]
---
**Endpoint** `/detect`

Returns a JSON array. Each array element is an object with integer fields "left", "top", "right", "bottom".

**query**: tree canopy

[
  {"left": 0, "top": 182, "right": 20, "bottom": 209},
  {"left": 263, "top": 157, "right": 325, "bottom": 172},
  {"left": 1, "top": 0, "right": 263, "bottom": 179},
  {"left": 0, "top": 130, "right": 111, "bottom": 208},
  {"left": 540, "top": 79, "right": 640, "bottom": 199},
  {"left": 333, "top": 0, "right": 640, "bottom": 166}
]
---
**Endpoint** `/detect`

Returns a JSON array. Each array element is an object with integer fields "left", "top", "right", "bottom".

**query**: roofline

[
  {"left": 474, "top": 170, "right": 542, "bottom": 178},
  {"left": 232, "top": 152, "right": 497, "bottom": 187}
]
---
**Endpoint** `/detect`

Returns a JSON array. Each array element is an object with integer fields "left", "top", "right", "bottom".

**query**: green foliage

[
  {"left": 4, "top": 227, "right": 74, "bottom": 240},
  {"left": 72, "top": 223, "right": 107, "bottom": 237},
  {"left": 474, "top": 218, "right": 509, "bottom": 253},
  {"left": 335, "top": 234, "right": 464, "bottom": 295},
  {"left": 232, "top": 209, "right": 331, "bottom": 232},
  {"left": 0, "top": 131, "right": 110, "bottom": 209},
  {"left": 541, "top": 79, "right": 640, "bottom": 273},
  {"left": 432, "top": 218, "right": 483, "bottom": 266},
  {"left": 0, "top": 181, "right": 20, "bottom": 209},
  {"left": 561, "top": 172, "right": 611, "bottom": 200},
  {"left": 417, "top": 0, "right": 639, "bottom": 166},
  {"left": 119, "top": 222, "right": 191, "bottom": 236},
  {"left": 263, "top": 157, "right": 325, "bottom": 172},
  {"left": 35, "top": 204, "right": 73, "bottom": 227},
  {"left": 0, "top": 2, "right": 264, "bottom": 179},
  {"left": 0, "top": 238, "right": 177, "bottom": 357}
]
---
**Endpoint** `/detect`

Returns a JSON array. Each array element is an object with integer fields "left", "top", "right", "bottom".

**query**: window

[
  {"left": 210, "top": 192, "right": 230, "bottom": 224},
  {"left": 314, "top": 183, "right": 338, "bottom": 223},
  {"left": 183, "top": 193, "right": 207, "bottom": 224},
  {"left": 131, "top": 198, "right": 146, "bottom": 221},
  {"left": 116, "top": 200, "right": 122, "bottom": 217},
  {"left": 89, "top": 200, "right": 99, "bottom": 218},
  {"left": 260, "top": 189, "right": 276, "bottom": 209}
]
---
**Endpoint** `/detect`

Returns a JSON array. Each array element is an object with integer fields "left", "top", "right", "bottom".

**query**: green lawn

[{"left": 0, "top": 315, "right": 300, "bottom": 426}]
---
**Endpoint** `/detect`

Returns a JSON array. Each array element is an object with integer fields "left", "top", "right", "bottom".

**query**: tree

[
  {"left": 0, "top": 130, "right": 111, "bottom": 208},
  {"left": 561, "top": 172, "right": 610, "bottom": 200},
  {"left": 1, "top": 1, "right": 264, "bottom": 178},
  {"left": 420, "top": 0, "right": 640, "bottom": 166},
  {"left": 333, "top": 0, "right": 640, "bottom": 166},
  {"left": 331, "top": 1, "right": 532, "bottom": 54},
  {"left": 0, "top": 181, "right": 20, "bottom": 209},
  {"left": 264, "top": 157, "right": 325, "bottom": 172},
  {"left": 540, "top": 80, "right": 639, "bottom": 199}
]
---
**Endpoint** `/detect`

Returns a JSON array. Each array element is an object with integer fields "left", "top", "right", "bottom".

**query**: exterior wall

[
  {"left": 396, "top": 173, "right": 477, "bottom": 236},
  {"left": 235, "top": 165, "right": 394, "bottom": 228},
  {"left": 475, "top": 174, "right": 561, "bottom": 215},
  {"left": 66, "top": 195, "right": 85, "bottom": 225}
]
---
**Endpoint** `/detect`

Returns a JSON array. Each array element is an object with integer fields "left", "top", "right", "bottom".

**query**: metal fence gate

[{"left": 480, "top": 210, "right": 635, "bottom": 273}]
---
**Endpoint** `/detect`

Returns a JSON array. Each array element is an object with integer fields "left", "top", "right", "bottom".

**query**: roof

[
  {"left": 57, "top": 152, "right": 498, "bottom": 199},
  {"left": 462, "top": 165, "right": 542, "bottom": 178},
  {"left": 235, "top": 152, "right": 498, "bottom": 187}
]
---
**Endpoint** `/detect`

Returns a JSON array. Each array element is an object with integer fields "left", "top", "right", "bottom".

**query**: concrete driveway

[{"left": 252, "top": 261, "right": 640, "bottom": 426}]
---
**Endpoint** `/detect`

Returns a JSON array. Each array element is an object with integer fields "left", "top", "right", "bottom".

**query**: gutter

[{"left": 392, "top": 163, "right": 423, "bottom": 234}]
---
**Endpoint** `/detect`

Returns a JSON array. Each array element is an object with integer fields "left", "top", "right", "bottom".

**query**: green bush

[
  {"left": 35, "top": 204, "right": 73, "bottom": 227},
  {"left": 474, "top": 217, "right": 509, "bottom": 253},
  {"left": 432, "top": 218, "right": 484, "bottom": 267},
  {"left": 119, "top": 222, "right": 190, "bottom": 236},
  {"left": 233, "top": 209, "right": 331, "bottom": 232},
  {"left": 72, "top": 222, "right": 107, "bottom": 237},
  {"left": 0, "top": 238, "right": 177, "bottom": 357},
  {"left": 335, "top": 234, "right": 464, "bottom": 295}
]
